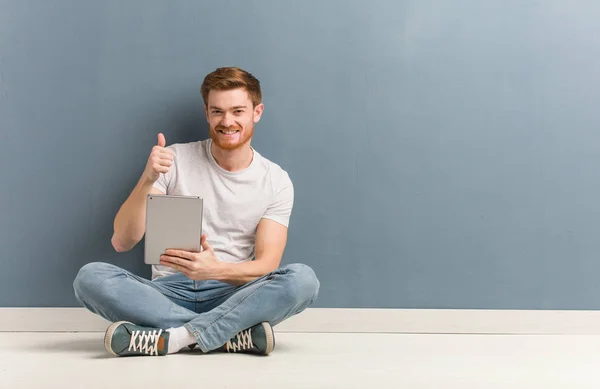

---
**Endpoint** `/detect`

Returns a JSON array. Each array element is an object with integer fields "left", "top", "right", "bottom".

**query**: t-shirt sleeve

[
  {"left": 262, "top": 172, "right": 294, "bottom": 227},
  {"left": 152, "top": 146, "right": 176, "bottom": 194}
]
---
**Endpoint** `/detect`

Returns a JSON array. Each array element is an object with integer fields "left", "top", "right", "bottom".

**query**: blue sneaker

[
  {"left": 104, "top": 321, "right": 169, "bottom": 356},
  {"left": 223, "top": 322, "right": 275, "bottom": 355}
]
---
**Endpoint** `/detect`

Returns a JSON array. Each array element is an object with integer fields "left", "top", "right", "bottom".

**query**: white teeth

[{"left": 221, "top": 130, "right": 238, "bottom": 134}]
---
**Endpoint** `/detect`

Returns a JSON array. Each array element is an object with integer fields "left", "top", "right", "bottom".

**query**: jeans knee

[
  {"left": 283, "top": 263, "right": 320, "bottom": 306},
  {"left": 73, "top": 262, "right": 121, "bottom": 303}
]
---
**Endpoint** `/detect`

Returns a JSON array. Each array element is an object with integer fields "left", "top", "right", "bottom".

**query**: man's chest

[{"left": 170, "top": 170, "right": 272, "bottom": 232}]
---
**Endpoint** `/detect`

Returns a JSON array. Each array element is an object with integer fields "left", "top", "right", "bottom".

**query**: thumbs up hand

[{"left": 144, "top": 133, "right": 174, "bottom": 183}]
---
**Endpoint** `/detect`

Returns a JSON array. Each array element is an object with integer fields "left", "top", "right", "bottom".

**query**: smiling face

[{"left": 205, "top": 88, "right": 264, "bottom": 151}]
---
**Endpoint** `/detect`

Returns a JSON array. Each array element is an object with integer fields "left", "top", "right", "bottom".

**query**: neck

[{"left": 211, "top": 141, "right": 254, "bottom": 172}]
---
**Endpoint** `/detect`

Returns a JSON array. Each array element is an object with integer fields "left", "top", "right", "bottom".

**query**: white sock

[{"left": 166, "top": 326, "right": 197, "bottom": 354}]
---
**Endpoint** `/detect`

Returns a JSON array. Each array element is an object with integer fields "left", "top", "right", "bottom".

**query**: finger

[
  {"left": 158, "top": 158, "right": 173, "bottom": 167},
  {"left": 159, "top": 256, "right": 177, "bottom": 269},
  {"left": 164, "top": 250, "right": 195, "bottom": 260},
  {"left": 153, "top": 164, "right": 169, "bottom": 173},
  {"left": 160, "top": 255, "right": 193, "bottom": 270},
  {"left": 201, "top": 239, "right": 213, "bottom": 252},
  {"left": 152, "top": 149, "right": 173, "bottom": 162},
  {"left": 159, "top": 152, "right": 174, "bottom": 161},
  {"left": 160, "top": 148, "right": 175, "bottom": 157},
  {"left": 159, "top": 258, "right": 175, "bottom": 268},
  {"left": 200, "top": 234, "right": 212, "bottom": 252},
  {"left": 151, "top": 156, "right": 173, "bottom": 164},
  {"left": 160, "top": 260, "right": 191, "bottom": 277},
  {"left": 157, "top": 133, "right": 166, "bottom": 147}
]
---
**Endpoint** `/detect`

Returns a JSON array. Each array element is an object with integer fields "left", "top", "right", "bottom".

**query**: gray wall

[{"left": 2, "top": 0, "right": 600, "bottom": 309}]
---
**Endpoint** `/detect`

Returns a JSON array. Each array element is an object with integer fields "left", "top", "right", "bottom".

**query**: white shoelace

[
  {"left": 128, "top": 329, "right": 163, "bottom": 355},
  {"left": 226, "top": 329, "right": 253, "bottom": 353}
]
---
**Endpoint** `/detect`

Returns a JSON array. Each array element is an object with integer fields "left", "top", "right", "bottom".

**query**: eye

[
  {"left": 234, "top": 110, "right": 243, "bottom": 114},
  {"left": 212, "top": 110, "right": 222, "bottom": 115}
]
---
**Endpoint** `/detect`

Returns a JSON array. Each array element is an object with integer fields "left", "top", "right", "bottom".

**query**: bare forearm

[
  {"left": 214, "top": 260, "right": 277, "bottom": 286},
  {"left": 112, "top": 176, "right": 154, "bottom": 252}
]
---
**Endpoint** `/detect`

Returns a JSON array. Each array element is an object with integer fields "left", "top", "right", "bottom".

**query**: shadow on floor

[{"left": 30, "top": 334, "right": 289, "bottom": 359}]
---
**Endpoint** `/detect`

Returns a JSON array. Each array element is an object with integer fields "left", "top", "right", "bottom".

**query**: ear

[{"left": 253, "top": 103, "right": 264, "bottom": 123}]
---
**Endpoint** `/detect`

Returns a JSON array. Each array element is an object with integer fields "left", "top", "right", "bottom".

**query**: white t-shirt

[{"left": 151, "top": 138, "right": 294, "bottom": 279}]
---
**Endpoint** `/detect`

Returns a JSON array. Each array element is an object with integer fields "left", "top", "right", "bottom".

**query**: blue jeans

[{"left": 72, "top": 262, "right": 319, "bottom": 352}]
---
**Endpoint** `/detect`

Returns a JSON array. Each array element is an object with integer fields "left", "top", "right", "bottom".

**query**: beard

[{"left": 209, "top": 124, "right": 254, "bottom": 150}]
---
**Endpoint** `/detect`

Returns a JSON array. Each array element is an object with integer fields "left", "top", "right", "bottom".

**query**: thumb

[
  {"left": 157, "top": 133, "right": 166, "bottom": 147},
  {"left": 201, "top": 235, "right": 213, "bottom": 252}
]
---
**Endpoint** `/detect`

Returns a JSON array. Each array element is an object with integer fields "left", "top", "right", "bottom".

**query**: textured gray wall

[{"left": 2, "top": 1, "right": 600, "bottom": 309}]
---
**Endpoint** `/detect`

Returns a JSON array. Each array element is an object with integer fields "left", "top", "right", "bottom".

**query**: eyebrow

[{"left": 209, "top": 105, "right": 247, "bottom": 110}]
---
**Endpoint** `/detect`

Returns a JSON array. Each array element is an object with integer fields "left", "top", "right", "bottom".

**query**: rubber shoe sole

[
  {"left": 262, "top": 322, "right": 275, "bottom": 355},
  {"left": 104, "top": 320, "right": 132, "bottom": 356}
]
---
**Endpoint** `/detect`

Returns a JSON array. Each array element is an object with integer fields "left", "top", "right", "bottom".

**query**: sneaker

[
  {"left": 104, "top": 321, "right": 169, "bottom": 356},
  {"left": 223, "top": 322, "right": 275, "bottom": 355}
]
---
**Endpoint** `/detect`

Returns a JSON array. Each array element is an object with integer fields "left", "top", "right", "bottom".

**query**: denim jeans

[{"left": 72, "top": 262, "right": 319, "bottom": 352}]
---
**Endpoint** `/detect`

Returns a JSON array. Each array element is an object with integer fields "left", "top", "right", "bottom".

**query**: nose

[{"left": 220, "top": 113, "right": 234, "bottom": 128}]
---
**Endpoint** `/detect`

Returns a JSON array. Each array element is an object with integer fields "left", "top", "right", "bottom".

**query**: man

[{"left": 73, "top": 67, "right": 320, "bottom": 357}]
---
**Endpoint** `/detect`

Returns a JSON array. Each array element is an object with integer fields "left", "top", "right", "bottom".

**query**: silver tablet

[{"left": 144, "top": 194, "right": 203, "bottom": 265}]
